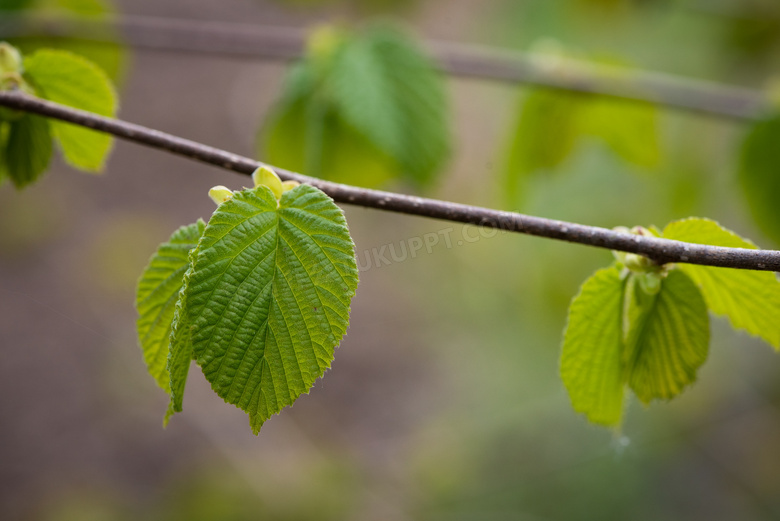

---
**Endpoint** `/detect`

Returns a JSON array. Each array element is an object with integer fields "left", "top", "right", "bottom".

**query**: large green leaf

[
  {"left": 262, "top": 23, "right": 450, "bottom": 189},
  {"left": 560, "top": 265, "right": 626, "bottom": 426},
  {"left": 625, "top": 269, "right": 709, "bottom": 403},
  {"left": 738, "top": 114, "right": 780, "bottom": 245},
  {"left": 24, "top": 48, "right": 116, "bottom": 171},
  {"left": 135, "top": 220, "right": 205, "bottom": 393},
  {"left": 663, "top": 218, "right": 780, "bottom": 349},
  {"left": 4, "top": 113, "right": 52, "bottom": 188},
  {"left": 184, "top": 184, "right": 359, "bottom": 433}
]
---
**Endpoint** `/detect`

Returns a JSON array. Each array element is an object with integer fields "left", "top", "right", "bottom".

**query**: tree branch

[
  {"left": 1, "top": 90, "right": 779, "bottom": 272},
  {"left": 0, "top": 12, "right": 771, "bottom": 121}
]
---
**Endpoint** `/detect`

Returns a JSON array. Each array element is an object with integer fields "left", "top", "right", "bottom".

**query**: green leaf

[
  {"left": 738, "top": 114, "right": 780, "bottom": 245},
  {"left": 262, "top": 23, "right": 450, "bottom": 189},
  {"left": 264, "top": 95, "right": 398, "bottom": 188},
  {"left": 663, "top": 217, "right": 780, "bottom": 349},
  {"left": 560, "top": 265, "right": 626, "bottom": 426},
  {"left": 184, "top": 184, "right": 359, "bottom": 434},
  {"left": 165, "top": 263, "right": 196, "bottom": 426},
  {"left": 581, "top": 97, "right": 660, "bottom": 168},
  {"left": 24, "top": 49, "right": 117, "bottom": 171},
  {"left": 502, "top": 89, "right": 584, "bottom": 206},
  {"left": 622, "top": 272, "right": 660, "bottom": 357},
  {"left": 329, "top": 24, "right": 450, "bottom": 186},
  {"left": 9, "top": 0, "right": 126, "bottom": 81},
  {"left": 625, "top": 269, "right": 709, "bottom": 403},
  {"left": 4, "top": 114, "right": 52, "bottom": 188},
  {"left": 135, "top": 220, "right": 205, "bottom": 393}
]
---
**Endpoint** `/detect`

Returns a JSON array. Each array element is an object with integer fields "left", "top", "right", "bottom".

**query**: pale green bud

[
  {"left": 0, "top": 43, "right": 22, "bottom": 75},
  {"left": 208, "top": 185, "right": 233, "bottom": 205},
  {"left": 252, "top": 166, "right": 284, "bottom": 200},
  {"left": 281, "top": 180, "right": 300, "bottom": 192}
]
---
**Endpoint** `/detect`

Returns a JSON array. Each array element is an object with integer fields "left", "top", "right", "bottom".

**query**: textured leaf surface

[
  {"left": 136, "top": 221, "right": 205, "bottom": 392},
  {"left": 4, "top": 114, "right": 52, "bottom": 188},
  {"left": 262, "top": 23, "right": 450, "bottom": 188},
  {"left": 24, "top": 49, "right": 117, "bottom": 171},
  {"left": 560, "top": 265, "right": 625, "bottom": 426},
  {"left": 663, "top": 218, "right": 780, "bottom": 349},
  {"left": 625, "top": 270, "right": 709, "bottom": 403},
  {"left": 185, "top": 184, "right": 358, "bottom": 433},
  {"left": 738, "top": 114, "right": 780, "bottom": 245}
]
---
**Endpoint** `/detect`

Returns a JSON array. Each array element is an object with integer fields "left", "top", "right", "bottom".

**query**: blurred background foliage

[
  {"left": 1, "top": 0, "right": 127, "bottom": 81},
  {"left": 1, "top": 0, "right": 780, "bottom": 519}
]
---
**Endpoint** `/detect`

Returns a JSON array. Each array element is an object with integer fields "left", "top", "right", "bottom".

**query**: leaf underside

[
  {"left": 184, "top": 184, "right": 358, "bottom": 433},
  {"left": 561, "top": 265, "right": 626, "bottom": 426},
  {"left": 625, "top": 269, "right": 709, "bottom": 403},
  {"left": 663, "top": 217, "right": 780, "bottom": 349},
  {"left": 136, "top": 220, "right": 205, "bottom": 393},
  {"left": 562, "top": 265, "right": 710, "bottom": 426}
]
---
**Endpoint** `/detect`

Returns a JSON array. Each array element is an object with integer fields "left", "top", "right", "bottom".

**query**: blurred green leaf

[
  {"left": 502, "top": 87, "right": 660, "bottom": 207},
  {"left": 3, "top": 113, "right": 52, "bottom": 187},
  {"left": 183, "top": 184, "right": 358, "bottom": 433},
  {"left": 581, "top": 97, "right": 660, "bottom": 168},
  {"left": 264, "top": 90, "right": 398, "bottom": 187},
  {"left": 135, "top": 220, "right": 205, "bottom": 394},
  {"left": 503, "top": 89, "right": 584, "bottom": 206},
  {"left": 262, "top": 23, "right": 450, "bottom": 188},
  {"left": 625, "top": 269, "right": 709, "bottom": 403},
  {"left": 560, "top": 265, "right": 625, "bottom": 426},
  {"left": 8, "top": 0, "right": 126, "bottom": 81},
  {"left": 663, "top": 217, "right": 780, "bottom": 349},
  {"left": 24, "top": 48, "right": 116, "bottom": 171},
  {"left": 739, "top": 113, "right": 780, "bottom": 245}
]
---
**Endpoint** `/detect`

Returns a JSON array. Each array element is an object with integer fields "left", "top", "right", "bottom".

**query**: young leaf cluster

[
  {"left": 260, "top": 22, "right": 451, "bottom": 189},
  {"left": 0, "top": 43, "right": 116, "bottom": 188},
  {"left": 136, "top": 170, "right": 359, "bottom": 434},
  {"left": 561, "top": 218, "right": 780, "bottom": 427}
]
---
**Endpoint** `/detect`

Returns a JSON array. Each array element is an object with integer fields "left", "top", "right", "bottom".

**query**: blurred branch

[
  {"left": 0, "top": 12, "right": 772, "bottom": 121},
  {"left": 2, "top": 90, "right": 779, "bottom": 271}
]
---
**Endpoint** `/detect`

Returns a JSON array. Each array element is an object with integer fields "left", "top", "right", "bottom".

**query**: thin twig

[
  {"left": 0, "top": 12, "right": 772, "bottom": 121},
  {"left": 1, "top": 90, "right": 778, "bottom": 272}
]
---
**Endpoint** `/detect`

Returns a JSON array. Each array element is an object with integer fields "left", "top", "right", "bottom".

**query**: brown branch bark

[{"left": 1, "top": 90, "right": 778, "bottom": 271}]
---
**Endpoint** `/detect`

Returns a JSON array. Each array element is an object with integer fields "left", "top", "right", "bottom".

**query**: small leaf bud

[
  {"left": 0, "top": 43, "right": 22, "bottom": 75},
  {"left": 252, "top": 166, "right": 284, "bottom": 200},
  {"left": 281, "top": 180, "right": 300, "bottom": 192},
  {"left": 208, "top": 185, "right": 233, "bottom": 205}
]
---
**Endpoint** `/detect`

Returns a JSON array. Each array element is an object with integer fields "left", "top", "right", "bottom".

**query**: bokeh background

[{"left": 2, "top": 0, "right": 780, "bottom": 519}]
